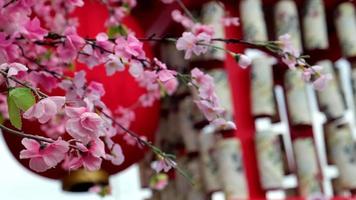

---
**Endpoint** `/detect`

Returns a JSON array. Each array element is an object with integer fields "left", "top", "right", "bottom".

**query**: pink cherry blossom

[
  {"left": 62, "top": 139, "right": 105, "bottom": 171},
  {"left": 278, "top": 34, "right": 300, "bottom": 69},
  {"left": 301, "top": 65, "right": 323, "bottom": 82},
  {"left": 57, "top": 27, "right": 85, "bottom": 62},
  {"left": 211, "top": 118, "right": 236, "bottom": 130},
  {"left": 106, "top": 144, "right": 125, "bottom": 165},
  {"left": 176, "top": 32, "right": 211, "bottom": 59},
  {"left": 62, "top": 151, "right": 102, "bottom": 171},
  {"left": 59, "top": 71, "right": 86, "bottom": 103},
  {"left": 192, "top": 24, "right": 214, "bottom": 37},
  {"left": 0, "top": 62, "right": 27, "bottom": 86},
  {"left": 190, "top": 67, "right": 214, "bottom": 87},
  {"left": 23, "top": 96, "right": 66, "bottom": 124},
  {"left": 138, "top": 90, "right": 160, "bottom": 107},
  {"left": 65, "top": 106, "right": 103, "bottom": 143},
  {"left": 105, "top": 54, "right": 125, "bottom": 76},
  {"left": 313, "top": 74, "right": 332, "bottom": 91},
  {"left": 115, "top": 34, "right": 145, "bottom": 60},
  {"left": 115, "top": 106, "right": 135, "bottom": 134},
  {"left": 28, "top": 71, "right": 58, "bottom": 92},
  {"left": 162, "top": 78, "right": 178, "bottom": 95},
  {"left": 19, "top": 138, "right": 69, "bottom": 172},
  {"left": 128, "top": 60, "right": 144, "bottom": 77},
  {"left": 76, "top": 139, "right": 106, "bottom": 158},
  {"left": 40, "top": 115, "right": 66, "bottom": 139},
  {"left": 3, "top": 62, "right": 28, "bottom": 77},
  {"left": 23, "top": 17, "right": 48, "bottom": 40},
  {"left": 171, "top": 9, "right": 194, "bottom": 29},
  {"left": 194, "top": 100, "right": 224, "bottom": 121},
  {"left": 236, "top": 54, "right": 251, "bottom": 68},
  {"left": 151, "top": 158, "right": 176, "bottom": 173}
]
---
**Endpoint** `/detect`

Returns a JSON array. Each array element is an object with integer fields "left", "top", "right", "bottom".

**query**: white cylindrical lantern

[
  {"left": 201, "top": 1, "right": 225, "bottom": 61},
  {"left": 255, "top": 130, "right": 284, "bottom": 190},
  {"left": 293, "top": 138, "right": 322, "bottom": 196},
  {"left": 302, "top": 0, "right": 329, "bottom": 50},
  {"left": 315, "top": 60, "right": 345, "bottom": 120},
  {"left": 335, "top": 2, "right": 356, "bottom": 58},
  {"left": 240, "top": 0, "right": 268, "bottom": 42},
  {"left": 285, "top": 70, "right": 312, "bottom": 125},
  {"left": 198, "top": 131, "right": 221, "bottom": 192},
  {"left": 178, "top": 97, "right": 200, "bottom": 152},
  {"left": 251, "top": 55, "right": 277, "bottom": 117},
  {"left": 176, "top": 156, "right": 205, "bottom": 200},
  {"left": 216, "top": 138, "right": 248, "bottom": 199},
  {"left": 274, "top": 0, "right": 303, "bottom": 52},
  {"left": 326, "top": 123, "right": 356, "bottom": 189}
]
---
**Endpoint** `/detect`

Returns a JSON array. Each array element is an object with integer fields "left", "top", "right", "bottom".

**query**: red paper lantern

[{"left": 2, "top": 1, "right": 159, "bottom": 191}]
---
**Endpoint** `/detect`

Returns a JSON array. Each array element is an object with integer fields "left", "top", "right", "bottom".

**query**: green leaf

[
  {"left": 9, "top": 87, "right": 36, "bottom": 111},
  {"left": 108, "top": 25, "right": 128, "bottom": 37},
  {"left": 7, "top": 95, "right": 22, "bottom": 130}
]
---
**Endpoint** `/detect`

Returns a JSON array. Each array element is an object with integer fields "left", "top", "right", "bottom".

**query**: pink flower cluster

[
  {"left": 278, "top": 34, "right": 332, "bottom": 91},
  {"left": 190, "top": 68, "right": 236, "bottom": 130}
]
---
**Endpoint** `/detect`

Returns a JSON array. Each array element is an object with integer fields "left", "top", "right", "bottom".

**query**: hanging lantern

[
  {"left": 326, "top": 122, "right": 356, "bottom": 190},
  {"left": 215, "top": 137, "right": 248, "bottom": 199},
  {"left": 315, "top": 60, "right": 345, "bottom": 121},
  {"left": 302, "top": 0, "right": 329, "bottom": 51},
  {"left": 284, "top": 70, "right": 312, "bottom": 126},
  {"left": 198, "top": 129, "right": 222, "bottom": 193},
  {"left": 255, "top": 130, "right": 284, "bottom": 190},
  {"left": 274, "top": 0, "right": 303, "bottom": 52},
  {"left": 293, "top": 138, "right": 322, "bottom": 196},
  {"left": 240, "top": 0, "right": 268, "bottom": 42},
  {"left": 335, "top": 2, "right": 356, "bottom": 59},
  {"left": 201, "top": 1, "right": 226, "bottom": 62},
  {"left": 2, "top": 1, "right": 159, "bottom": 192},
  {"left": 251, "top": 54, "right": 277, "bottom": 118}
]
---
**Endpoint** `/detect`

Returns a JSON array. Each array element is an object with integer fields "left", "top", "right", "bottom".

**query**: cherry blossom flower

[
  {"left": 151, "top": 158, "right": 176, "bottom": 173},
  {"left": 115, "top": 34, "right": 145, "bottom": 60},
  {"left": 194, "top": 100, "right": 224, "bottom": 121},
  {"left": 65, "top": 106, "right": 103, "bottom": 144},
  {"left": 149, "top": 173, "right": 168, "bottom": 191},
  {"left": 23, "top": 96, "right": 66, "bottom": 124},
  {"left": 59, "top": 71, "right": 86, "bottom": 103},
  {"left": 211, "top": 118, "right": 236, "bottom": 130},
  {"left": 0, "top": 62, "right": 28, "bottom": 86},
  {"left": 278, "top": 34, "right": 300, "bottom": 69},
  {"left": 115, "top": 106, "right": 135, "bottom": 134},
  {"left": 28, "top": 71, "right": 58, "bottom": 92},
  {"left": 313, "top": 74, "right": 332, "bottom": 91},
  {"left": 192, "top": 24, "right": 215, "bottom": 37},
  {"left": 235, "top": 54, "right": 251, "bottom": 68},
  {"left": 105, "top": 54, "right": 125, "bottom": 76},
  {"left": 301, "top": 65, "right": 323, "bottom": 82},
  {"left": 190, "top": 68, "right": 236, "bottom": 130},
  {"left": 171, "top": 9, "right": 194, "bottom": 28},
  {"left": 62, "top": 139, "right": 105, "bottom": 171},
  {"left": 128, "top": 60, "right": 144, "bottom": 77},
  {"left": 106, "top": 144, "right": 125, "bottom": 165},
  {"left": 19, "top": 138, "right": 69, "bottom": 172},
  {"left": 57, "top": 27, "right": 85, "bottom": 62},
  {"left": 23, "top": 17, "right": 48, "bottom": 40},
  {"left": 40, "top": 114, "right": 66, "bottom": 139},
  {"left": 176, "top": 32, "right": 211, "bottom": 59},
  {"left": 62, "top": 150, "right": 102, "bottom": 171}
]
